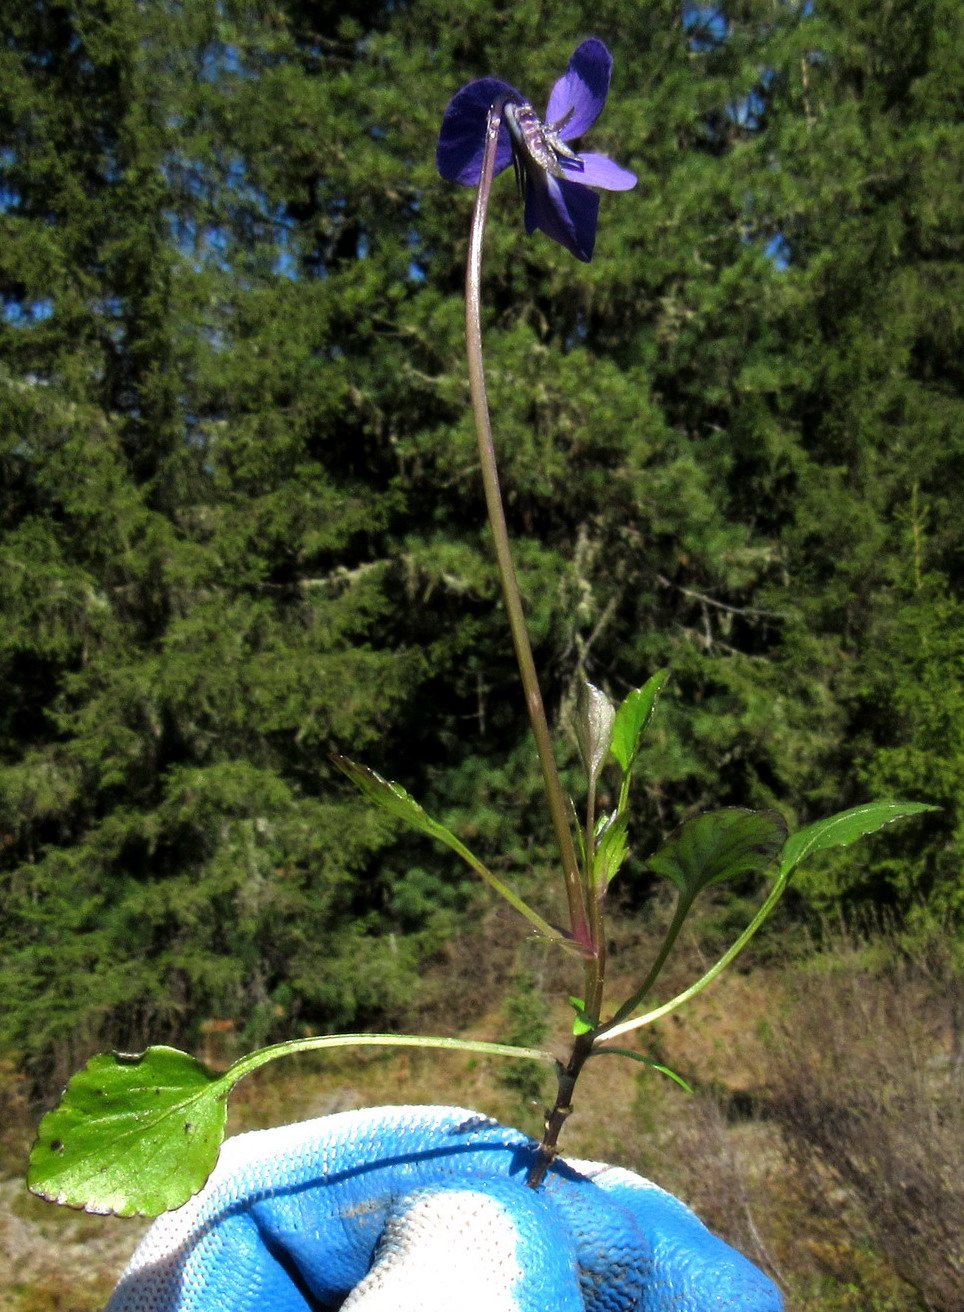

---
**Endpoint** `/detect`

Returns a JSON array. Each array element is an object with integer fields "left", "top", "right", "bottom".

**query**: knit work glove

[{"left": 107, "top": 1104, "right": 783, "bottom": 1312}]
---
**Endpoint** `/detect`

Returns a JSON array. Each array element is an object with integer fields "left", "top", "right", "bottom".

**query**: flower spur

[{"left": 436, "top": 39, "right": 636, "bottom": 261}]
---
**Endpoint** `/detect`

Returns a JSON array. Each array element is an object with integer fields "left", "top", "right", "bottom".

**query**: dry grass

[{"left": 766, "top": 939, "right": 964, "bottom": 1312}]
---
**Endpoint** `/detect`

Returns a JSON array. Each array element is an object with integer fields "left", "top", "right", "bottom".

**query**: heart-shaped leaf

[
  {"left": 649, "top": 808, "right": 787, "bottom": 904},
  {"left": 28, "top": 1031, "right": 566, "bottom": 1218},
  {"left": 780, "top": 800, "right": 937, "bottom": 878},
  {"left": 28, "top": 1046, "right": 230, "bottom": 1216}
]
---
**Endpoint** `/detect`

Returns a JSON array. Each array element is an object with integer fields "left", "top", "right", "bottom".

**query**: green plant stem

[
  {"left": 464, "top": 102, "right": 591, "bottom": 955},
  {"left": 605, "top": 892, "right": 694, "bottom": 1028},
  {"left": 238, "top": 1028, "right": 590, "bottom": 1195},
  {"left": 584, "top": 783, "right": 606, "bottom": 1024},
  {"left": 466, "top": 103, "right": 607, "bottom": 1190},
  {"left": 597, "top": 867, "right": 792, "bottom": 1043},
  {"left": 225, "top": 1032, "right": 563, "bottom": 1085},
  {"left": 229, "top": 1031, "right": 580, "bottom": 1192}
]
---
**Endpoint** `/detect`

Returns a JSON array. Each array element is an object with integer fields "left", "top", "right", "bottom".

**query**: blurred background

[{"left": 1, "top": 1, "right": 962, "bottom": 1307}]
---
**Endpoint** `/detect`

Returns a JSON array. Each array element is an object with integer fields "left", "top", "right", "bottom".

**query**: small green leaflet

[
  {"left": 649, "top": 808, "right": 788, "bottom": 904},
  {"left": 594, "top": 813, "right": 629, "bottom": 888},
  {"left": 780, "top": 800, "right": 937, "bottom": 878},
  {"left": 610, "top": 670, "right": 670, "bottom": 772},
  {"left": 569, "top": 996, "right": 595, "bottom": 1035},
  {"left": 28, "top": 1047, "right": 229, "bottom": 1216},
  {"left": 332, "top": 755, "right": 573, "bottom": 949}
]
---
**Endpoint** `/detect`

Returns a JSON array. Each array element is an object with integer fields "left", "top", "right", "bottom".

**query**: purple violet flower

[{"left": 436, "top": 39, "right": 637, "bottom": 262}]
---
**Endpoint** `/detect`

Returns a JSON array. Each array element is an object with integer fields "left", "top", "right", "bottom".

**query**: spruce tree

[{"left": 1, "top": 0, "right": 961, "bottom": 1088}]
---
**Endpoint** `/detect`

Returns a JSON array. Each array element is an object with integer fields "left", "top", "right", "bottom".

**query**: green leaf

[
  {"left": 602, "top": 804, "right": 932, "bottom": 1045},
  {"left": 332, "top": 754, "right": 446, "bottom": 842},
  {"left": 780, "top": 800, "right": 937, "bottom": 878},
  {"left": 332, "top": 756, "right": 576, "bottom": 950},
  {"left": 575, "top": 681, "right": 616, "bottom": 790},
  {"left": 594, "top": 813, "right": 629, "bottom": 887},
  {"left": 569, "top": 996, "right": 595, "bottom": 1035},
  {"left": 610, "top": 670, "right": 670, "bottom": 772},
  {"left": 589, "top": 1046, "right": 694, "bottom": 1093},
  {"left": 649, "top": 808, "right": 788, "bottom": 903},
  {"left": 605, "top": 810, "right": 784, "bottom": 1029},
  {"left": 28, "top": 1046, "right": 229, "bottom": 1216}
]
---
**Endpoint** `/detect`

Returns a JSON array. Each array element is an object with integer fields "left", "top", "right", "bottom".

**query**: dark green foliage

[{"left": 1, "top": 0, "right": 962, "bottom": 1085}]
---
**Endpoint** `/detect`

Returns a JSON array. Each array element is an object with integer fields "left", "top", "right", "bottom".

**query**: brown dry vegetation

[
  {"left": 766, "top": 939, "right": 964, "bottom": 1312},
  {"left": 2, "top": 917, "right": 959, "bottom": 1312}
]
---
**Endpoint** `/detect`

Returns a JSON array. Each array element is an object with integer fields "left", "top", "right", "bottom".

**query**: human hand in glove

[{"left": 107, "top": 1104, "right": 783, "bottom": 1312}]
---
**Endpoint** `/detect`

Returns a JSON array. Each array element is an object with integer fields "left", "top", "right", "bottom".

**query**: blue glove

[{"left": 107, "top": 1104, "right": 782, "bottom": 1312}]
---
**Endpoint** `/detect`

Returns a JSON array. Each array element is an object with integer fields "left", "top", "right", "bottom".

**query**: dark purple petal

[
  {"left": 524, "top": 172, "right": 600, "bottom": 262},
  {"left": 562, "top": 152, "right": 637, "bottom": 191},
  {"left": 436, "top": 77, "right": 521, "bottom": 185},
  {"left": 544, "top": 39, "right": 612, "bottom": 140}
]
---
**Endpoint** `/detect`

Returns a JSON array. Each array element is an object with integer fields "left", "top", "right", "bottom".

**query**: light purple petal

[
  {"left": 562, "top": 152, "right": 637, "bottom": 191},
  {"left": 524, "top": 172, "right": 599, "bottom": 262},
  {"left": 544, "top": 39, "right": 612, "bottom": 140},
  {"left": 436, "top": 77, "right": 521, "bottom": 185}
]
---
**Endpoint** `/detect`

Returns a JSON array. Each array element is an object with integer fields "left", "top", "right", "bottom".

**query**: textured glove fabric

[{"left": 107, "top": 1104, "right": 783, "bottom": 1312}]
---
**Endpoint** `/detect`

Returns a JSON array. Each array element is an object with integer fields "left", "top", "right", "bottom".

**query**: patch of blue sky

[
  {"left": 163, "top": 149, "right": 293, "bottom": 274},
  {"left": 274, "top": 248, "right": 299, "bottom": 280},
  {"left": 164, "top": 149, "right": 266, "bottom": 213},
  {"left": 3, "top": 299, "right": 54, "bottom": 326},
  {"left": 726, "top": 86, "right": 767, "bottom": 132},
  {"left": 166, "top": 211, "right": 233, "bottom": 272},
  {"left": 200, "top": 41, "right": 250, "bottom": 83},
  {"left": 765, "top": 233, "right": 791, "bottom": 270},
  {"left": 740, "top": 219, "right": 792, "bottom": 271},
  {"left": 725, "top": 61, "right": 777, "bottom": 134},
  {"left": 742, "top": 188, "right": 793, "bottom": 270},
  {"left": 92, "top": 295, "right": 124, "bottom": 317},
  {"left": 0, "top": 148, "right": 20, "bottom": 213},
  {"left": 406, "top": 227, "right": 427, "bottom": 283},
  {"left": 683, "top": 5, "right": 728, "bottom": 52}
]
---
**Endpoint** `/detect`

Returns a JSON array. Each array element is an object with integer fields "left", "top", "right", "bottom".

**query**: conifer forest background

[{"left": 2, "top": 2, "right": 964, "bottom": 1307}]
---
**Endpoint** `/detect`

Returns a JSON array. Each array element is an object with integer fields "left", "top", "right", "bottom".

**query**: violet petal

[
  {"left": 562, "top": 152, "right": 637, "bottom": 191},
  {"left": 544, "top": 39, "right": 612, "bottom": 140},
  {"left": 436, "top": 76, "right": 520, "bottom": 185},
  {"left": 524, "top": 172, "right": 600, "bottom": 263}
]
